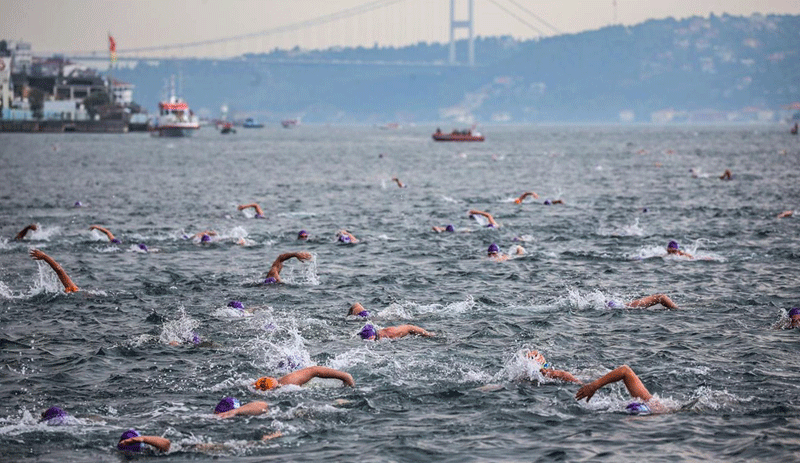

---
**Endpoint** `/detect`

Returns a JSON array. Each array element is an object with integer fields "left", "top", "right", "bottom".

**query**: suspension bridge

[{"left": 52, "top": 0, "right": 578, "bottom": 67}]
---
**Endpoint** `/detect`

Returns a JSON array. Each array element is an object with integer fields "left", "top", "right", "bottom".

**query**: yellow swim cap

[{"left": 254, "top": 377, "right": 279, "bottom": 391}]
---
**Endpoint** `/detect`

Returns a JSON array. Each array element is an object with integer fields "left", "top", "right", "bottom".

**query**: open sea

[{"left": 1, "top": 124, "right": 799, "bottom": 462}]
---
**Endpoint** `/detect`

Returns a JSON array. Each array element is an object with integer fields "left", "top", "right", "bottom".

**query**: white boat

[
  {"left": 281, "top": 118, "right": 300, "bottom": 128},
  {"left": 152, "top": 77, "right": 200, "bottom": 137}
]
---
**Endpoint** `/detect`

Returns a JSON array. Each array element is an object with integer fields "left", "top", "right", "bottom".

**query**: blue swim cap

[
  {"left": 263, "top": 277, "right": 278, "bottom": 285},
  {"left": 118, "top": 429, "right": 143, "bottom": 452},
  {"left": 359, "top": 324, "right": 377, "bottom": 340},
  {"left": 357, "top": 310, "right": 370, "bottom": 317},
  {"left": 138, "top": 243, "right": 148, "bottom": 252},
  {"left": 201, "top": 234, "right": 212, "bottom": 243},
  {"left": 789, "top": 308, "right": 800, "bottom": 318},
  {"left": 298, "top": 230, "right": 308, "bottom": 239},
  {"left": 228, "top": 300, "right": 244, "bottom": 310},
  {"left": 445, "top": 224, "right": 455, "bottom": 232},
  {"left": 667, "top": 240, "right": 679, "bottom": 250},
  {"left": 41, "top": 406, "right": 68, "bottom": 424},
  {"left": 487, "top": 243, "right": 499, "bottom": 255},
  {"left": 111, "top": 238, "right": 121, "bottom": 244},
  {"left": 214, "top": 397, "right": 240, "bottom": 414},
  {"left": 607, "top": 300, "right": 624, "bottom": 309},
  {"left": 625, "top": 402, "right": 651, "bottom": 415},
  {"left": 338, "top": 234, "right": 351, "bottom": 243}
]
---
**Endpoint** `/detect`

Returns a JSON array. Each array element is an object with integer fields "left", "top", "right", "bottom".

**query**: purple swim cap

[
  {"left": 118, "top": 429, "right": 143, "bottom": 452},
  {"left": 789, "top": 308, "right": 800, "bottom": 318},
  {"left": 263, "top": 277, "right": 278, "bottom": 285},
  {"left": 138, "top": 243, "right": 148, "bottom": 252},
  {"left": 111, "top": 238, "right": 121, "bottom": 244},
  {"left": 338, "top": 234, "right": 351, "bottom": 243},
  {"left": 543, "top": 199, "right": 552, "bottom": 205},
  {"left": 228, "top": 300, "right": 244, "bottom": 310},
  {"left": 607, "top": 300, "right": 624, "bottom": 309},
  {"left": 357, "top": 310, "right": 370, "bottom": 318},
  {"left": 445, "top": 224, "right": 455, "bottom": 232},
  {"left": 298, "top": 230, "right": 308, "bottom": 239},
  {"left": 667, "top": 240, "right": 679, "bottom": 250},
  {"left": 74, "top": 201, "right": 82, "bottom": 207},
  {"left": 214, "top": 397, "right": 240, "bottom": 414},
  {"left": 191, "top": 333, "right": 202, "bottom": 345},
  {"left": 625, "top": 402, "right": 651, "bottom": 415},
  {"left": 41, "top": 406, "right": 68, "bottom": 424},
  {"left": 359, "top": 324, "right": 377, "bottom": 340},
  {"left": 201, "top": 234, "right": 212, "bottom": 243},
  {"left": 487, "top": 243, "right": 499, "bottom": 255}
]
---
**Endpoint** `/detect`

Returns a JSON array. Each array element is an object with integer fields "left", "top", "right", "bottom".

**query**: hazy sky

[{"left": 4, "top": 0, "right": 799, "bottom": 58}]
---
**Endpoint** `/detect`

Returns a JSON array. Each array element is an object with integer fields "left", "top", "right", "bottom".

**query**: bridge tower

[{"left": 449, "top": 0, "right": 475, "bottom": 66}]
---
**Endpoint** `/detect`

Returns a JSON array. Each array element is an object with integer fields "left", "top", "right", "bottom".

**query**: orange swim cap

[
  {"left": 514, "top": 199, "right": 521, "bottom": 204},
  {"left": 254, "top": 377, "right": 279, "bottom": 391}
]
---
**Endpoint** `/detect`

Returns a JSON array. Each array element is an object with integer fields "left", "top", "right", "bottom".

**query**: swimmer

[
  {"left": 607, "top": 294, "right": 679, "bottom": 310},
  {"left": 391, "top": 177, "right": 405, "bottom": 188},
  {"left": 348, "top": 302, "right": 371, "bottom": 317},
  {"left": 543, "top": 199, "right": 564, "bottom": 205},
  {"left": 432, "top": 224, "right": 455, "bottom": 233},
  {"left": 526, "top": 351, "right": 582, "bottom": 383},
  {"left": 786, "top": 308, "right": 800, "bottom": 328},
  {"left": 575, "top": 364, "right": 667, "bottom": 414},
  {"left": 14, "top": 224, "right": 38, "bottom": 241},
  {"left": 778, "top": 210, "right": 793, "bottom": 218},
  {"left": 514, "top": 191, "right": 539, "bottom": 204},
  {"left": 486, "top": 243, "right": 524, "bottom": 261},
  {"left": 254, "top": 366, "right": 355, "bottom": 391},
  {"left": 40, "top": 406, "right": 70, "bottom": 425},
  {"left": 264, "top": 251, "right": 313, "bottom": 284},
  {"left": 720, "top": 169, "right": 733, "bottom": 180},
  {"left": 186, "top": 230, "right": 218, "bottom": 242},
  {"left": 666, "top": 240, "right": 693, "bottom": 259},
  {"left": 336, "top": 230, "right": 359, "bottom": 243},
  {"left": 89, "top": 225, "right": 120, "bottom": 243},
  {"left": 29, "top": 249, "right": 79, "bottom": 293},
  {"left": 213, "top": 397, "right": 270, "bottom": 419},
  {"left": 237, "top": 203, "right": 265, "bottom": 218},
  {"left": 358, "top": 323, "right": 434, "bottom": 340},
  {"left": 118, "top": 429, "right": 171, "bottom": 453},
  {"left": 297, "top": 229, "right": 309, "bottom": 240},
  {"left": 468, "top": 209, "right": 499, "bottom": 228}
]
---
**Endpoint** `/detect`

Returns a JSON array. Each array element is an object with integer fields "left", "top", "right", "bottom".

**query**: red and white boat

[{"left": 152, "top": 77, "right": 200, "bottom": 137}]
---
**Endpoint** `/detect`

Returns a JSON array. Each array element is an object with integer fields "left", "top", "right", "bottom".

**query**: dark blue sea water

[{"left": 1, "top": 125, "right": 799, "bottom": 462}]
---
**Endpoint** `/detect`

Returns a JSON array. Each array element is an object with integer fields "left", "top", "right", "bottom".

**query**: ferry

[
  {"left": 243, "top": 118, "right": 264, "bottom": 128},
  {"left": 152, "top": 96, "right": 200, "bottom": 137},
  {"left": 432, "top": 127, "right": 484, "bottom": 142}
]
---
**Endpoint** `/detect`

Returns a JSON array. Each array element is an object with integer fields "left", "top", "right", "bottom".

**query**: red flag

[{"left": 108, "top": 34, "right": 117, "bottom": 62}]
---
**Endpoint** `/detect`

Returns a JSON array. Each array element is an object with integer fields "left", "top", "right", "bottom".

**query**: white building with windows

[{"left": 110, "top": 79, "right": 134, "bottom": 105}]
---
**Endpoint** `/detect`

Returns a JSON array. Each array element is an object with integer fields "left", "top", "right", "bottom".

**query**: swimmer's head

[
  {"left": 118, "top": 429, "right": 143, "bottom": 453},
  {"left": 338, "top": 234, "right": 351, "bottom": 243},
  {"left": 214, "top": 397, "right": 240, "bottom": 414},
  {"left": 228, "top": 300, "right": 245, "bottom": 310},
  {"left": 191, "top": 333, "right": 202, "bottom": 345},
  {"left": 200, "top": 234, "right": 212, "bottom": 243},
  {"left": 297, "top": 230, "right": 308, "bottom": 240},
  {"left": 263, "top": 277, "right": 278, "bottom": 285},
  {"left": 111, "top": 238, "right": 121, "bottom": 244},
  {"left": 544, "top": 199, "right": 552, "bottom": 205},
  {"left": 487, "top": 243, "right": 499, "bottom": 256},
  {"left": 445, "top": 224, "right": 455, "bottom": 232},
  {"left": 254, "top": 376, "right": 279, "bottom": 391},
  {"left": 642, "top": 208, "right": 648, "bottom": 213},
  {"left": 625, "top": 402, "right": 651, "bottom": 415},
  {"left": 359, "top": 324, "right": 377, "bottom": 340},
  {"left": 138, "top": 243, "right": 148, "bottom": 252},
  {"left": 789, "top": 308, "right": 800, "bottom": 319},
  {"left": 255, "top": 213, "right": 265, "bottom": 219},
  {"left": 40, "top": 406, "right": 68, "bottom": 425},
  {"left": 667, "top": 240, "right": 679, "bottom": 251},
  {"left": 526, "top": 350, "right": 547, "bottom": 368},
  {"left": 349, "top": 303, "right": 369, "bottom": 317},
  {"left": 607, "top": 300, "right": 624, "bottom": 309},
  {"left": 73, "top": 201, "right": 82, "bottom": 208},
  {"left": 514, "top": 198, "right": 522, "bottom": 204}
]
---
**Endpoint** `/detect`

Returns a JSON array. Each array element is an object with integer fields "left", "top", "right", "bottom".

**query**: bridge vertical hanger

[{"left": 449, "top": 0, "right": 475, "bottom": 66}]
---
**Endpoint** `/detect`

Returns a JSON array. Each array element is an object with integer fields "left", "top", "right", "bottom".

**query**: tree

[
  {"left": 28, "top": 88, "right": 45, "bottom": 120},
  {"left": 83, "top": 91, "right": 110, "bottom": 119}
]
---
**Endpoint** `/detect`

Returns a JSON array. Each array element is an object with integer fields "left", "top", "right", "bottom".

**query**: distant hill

[{"left": 114, "top": 13, "right": 800, "bottom": 124}]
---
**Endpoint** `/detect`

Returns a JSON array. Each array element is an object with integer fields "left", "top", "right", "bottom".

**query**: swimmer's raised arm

[
  {"left": 278, "top": 366, "right": 355, "bottom": 387},
  {"left": 29, "top": 249, "right": 79, "bottom": 293},
  {"left": 238, "top": 203, "right": 264, "bottom": 216},
  {"left": 778, "top": 210, "right": 793, "bottom": 218},
  {"left": 468, "top": 209, "right": 499, "bottom": 227},
  {"left": 391, "top": 177, "right": 405, "bottom": 188},
  {"left": 14, "top": 224, "right": 38, "bottom": 240},
  {"left": 542, "top": 368, "right": 582, "bottom": 384},
  {"left": 514, "top": 191, "right": 539, "bottom": 204},
  {"left": 626, "top": 294, "right": 679, "bottom": 309},
  {"left": 267, "top": 251, "right": 313, "bottom": 282},
  {"left": 379, "top": 324, "right": 434, "bottom": 339},
  {"left": 575, "top": 365, "right": 652, "bottom": 403},
  {"left": 215, "top": 401, "right": 269, "bottom": 419},
  {"left": 89, "top": 225, "right": 116, "bottom": 242},
  {"left": 119, "top": 435, "right": 171, "bottom": 453}
]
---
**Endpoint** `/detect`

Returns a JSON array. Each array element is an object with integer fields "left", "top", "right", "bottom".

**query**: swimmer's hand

[
  {"left": 261, "top": 431, "right": 283, "bottom": 441},
  {"left": 296, "top": 252, "right": 312, "bottom": 261},
  {"left": 575, "top": 382, "right": 599, "bottom": 402},
  {"left": 29, "top": 249, "right": 47, "bottom": 261}
]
